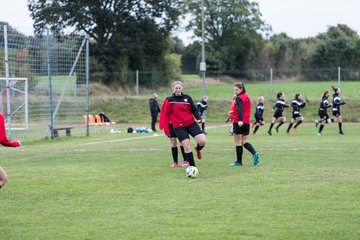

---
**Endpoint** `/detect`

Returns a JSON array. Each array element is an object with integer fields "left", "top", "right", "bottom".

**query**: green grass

[
  {"left": 88, "top": 80, "right": 360, "bottom": 123},
  {"left": 1, "top": 123, "right": 359, "bottom": 239},
  {"left": 184, "top": 81, "right": 360, "bottom": 101}
]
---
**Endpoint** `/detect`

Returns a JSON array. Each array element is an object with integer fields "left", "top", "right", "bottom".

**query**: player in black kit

[
  {"left": 268, "top": 92, "right": 289, "bottom": 135},
  {"left": 331, "top": 85, "right": 345, "bottom": 134},
  {"left": 252, "top": 96, "right": 265, "bottom": 135},
  {"left": 286, "top": 93, "right": 306, "bottom": 135},
  {"left": 315, "top": 90, "right": 332, "bottom": 135}
]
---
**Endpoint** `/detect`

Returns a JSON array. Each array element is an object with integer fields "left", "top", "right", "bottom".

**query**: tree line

[{"left": 22, "top": 0, "right": 360, "bottom": 86}]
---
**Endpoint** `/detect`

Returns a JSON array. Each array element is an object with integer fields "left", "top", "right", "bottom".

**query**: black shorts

[
  {"left": 174, "top": 122, "right": 203, "bottom": 142},
  {"left": 232, "top": 123, "right": 250, "bottom": 136},
  {"left": 332, "top": 110, "right": 341, "bottom": 117},
  {"left": 273, "top": 111, "right": 284, "bottom": 119},
  {"left": 168, "top": 124, "right": 177, "bottom": 138},
  {"left": 254, "top": 114, "right": 264, "bottom": 124},
  {"left": 318, "top": 110, "right": 330, "bottom": 121},
  {"left": 292, "top": 113, "right": 301, "bottom": 119}
]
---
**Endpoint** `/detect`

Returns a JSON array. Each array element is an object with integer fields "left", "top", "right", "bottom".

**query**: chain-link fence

[{"left": 0, "top": 25, "right": 89, "bottom": 141}]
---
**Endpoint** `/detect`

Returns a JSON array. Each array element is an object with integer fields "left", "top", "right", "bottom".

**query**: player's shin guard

[
  {"left": 253, "top": 125, "right": 259, "bottom": 134},
  {"left": 277, "top": 122, "right": 284, "bottom": 129},
  {"left": 338, "top": 122, "right": 343, "bottom": 133},
  {"left": 286, "top": 123, "right": 293, "bottom": 132},
  {"left": 294, "top": 120, "right": 302, "bottom": 128},
  {"left": 196, "top": 143, "right": 204, "bottom": 151},
  {"left": 185, "top": 152, "right": 196, "bottom": 167},
  {"left": 236, "top": 145, "right": 243, "bottom": 164},
  {"left": 243, "top": 142, "right": 256, "bottom": 155},
  {"left": 171, "top": 147, "right": 178, "bottom": 163},
  {"left": 319, "top": 124, "right": 324, "bottom": 133},
  {"left": 180, "top": 146, "right": 186, "bottom": 161}
]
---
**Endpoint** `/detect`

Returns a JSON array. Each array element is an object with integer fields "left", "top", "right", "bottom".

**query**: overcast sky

[{"left": 1, "top": 0, "right": 359, "bottom": 44}]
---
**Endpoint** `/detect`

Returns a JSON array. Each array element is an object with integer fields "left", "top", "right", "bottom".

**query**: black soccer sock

[
  {"left": 201, "top": 123, "right": 205, "bottom": 132},
  {"left": 196, "top": 143, "right": 204, "bottom": 151},
  {"left": 253, "top": 125, "right": 260, "bottom": 133},
  {"left": 338, "top": 122, "right": 343, "bottom": 132},
  {"left": 319, "top": 124, "right": 324, "bottom": 133},
  {"left": 185, "top": 152, "right": 196, "bottom": 166},
  {"left": 277, "top": 122, "right": 284, "bottom": 129},
  {"left": 180, "top": 146, "right": 187, "bottom": 161},
  {"left": 269, "top": 123, "right": 274, "bottom": 131},
  {"left": 236, "top": 145, "right": 243, "bottom": 164},
  {"left": 286, "top": 123, "right": 293, "bottom": 132},
  {"left": 171, "top": 147, "right": 178, "bottom": 163},
  {"left": 243, "top": 142, "right": 256, "bottom": 155},
  {"left": 294, "top": 120, "right": 303, "bottom": 128}
]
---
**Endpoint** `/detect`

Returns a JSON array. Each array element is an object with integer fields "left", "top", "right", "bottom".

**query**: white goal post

[{"left": 0, "top": 77, "right": 28, "bottom": 130}]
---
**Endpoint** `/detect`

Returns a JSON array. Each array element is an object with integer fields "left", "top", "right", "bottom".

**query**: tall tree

[
  {"left": 305, "top": 24, "right": 360, "bottom": 80},
  {"left": 183, "top": 0, "right": 270, "bottom": 76},
  {"left": 28, "top": 0, "right": 182, "bottom": 86}
]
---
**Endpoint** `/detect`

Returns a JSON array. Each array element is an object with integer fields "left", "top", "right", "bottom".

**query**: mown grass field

[
  {"left": 90, "top": 80, "right": 360, "bottom": 123},
  {"left": 1, "top": 123, "right": 359, "bottom": 239}
]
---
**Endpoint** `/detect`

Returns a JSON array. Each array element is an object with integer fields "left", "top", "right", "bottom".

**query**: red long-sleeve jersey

[
  {"left": 232, "top": 92, "right": 251, "bottom": 124},
  {"left": 164, "top": 93, "right": 201, "bottom": 129}
]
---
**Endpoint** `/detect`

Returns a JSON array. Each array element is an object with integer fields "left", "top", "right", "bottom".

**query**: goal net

[{"left": 0, "top": 77, "right": 28, "bottom": 130}]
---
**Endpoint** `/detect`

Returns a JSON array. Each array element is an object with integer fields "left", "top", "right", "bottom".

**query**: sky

[{"left": 0, "top": 0, "right": 360, "bottom": 45}]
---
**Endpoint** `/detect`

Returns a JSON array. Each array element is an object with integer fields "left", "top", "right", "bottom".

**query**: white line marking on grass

[
  {"left": 80, "top": 124, "right": 230, "bottom": 146},
  {"left": 80, "top": 134, "right": 164, "bottom": 145}
]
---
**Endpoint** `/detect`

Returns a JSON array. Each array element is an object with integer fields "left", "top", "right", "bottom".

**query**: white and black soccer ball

[{"left": 185, "top": 166, "right": 198, "bottom": 178}]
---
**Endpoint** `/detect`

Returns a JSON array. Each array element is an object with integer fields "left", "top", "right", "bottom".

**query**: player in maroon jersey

[
  {"left": 229, "top": 82, "right": 259, "bottom": 166},
  {"left": 164, "top": 81, "right": 206, "bottom": 168}
]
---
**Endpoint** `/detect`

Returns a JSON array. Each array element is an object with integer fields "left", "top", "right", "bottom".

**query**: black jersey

[
  {"left": 291, "top": 99, "right": 305, "bottom": 115},
  {"left": 319, "top": 96, "right": 331, "bottom": 112},
  {"left": 273, "top": 99, "right": 288, "bottom": 117},
  {"left": 197, "top": 100, "right": 208, "bottom": 117},
  {"left": 254, "top": 102, "right": 264, "bottom": 118},
  {"left": 332, "top": 93, "right": 345, "bottom": 112}
]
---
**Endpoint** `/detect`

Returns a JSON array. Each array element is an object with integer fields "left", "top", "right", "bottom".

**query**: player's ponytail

[{"left": 331, "top": 85, "right": 338, "bottom": 92}]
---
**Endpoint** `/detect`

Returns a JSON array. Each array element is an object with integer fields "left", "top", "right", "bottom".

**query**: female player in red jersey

[
  {"left": 0, "top": 113, "right": 21, "bottom": 189},
  {"left": 229, "top": 82, "right": 259, "bottom": 166},
  {"left": 164, "top": 81, "right": 206, "bottom": 168},
  {"left": 159, "top": 97, "right": 188, "bottom": 168}
]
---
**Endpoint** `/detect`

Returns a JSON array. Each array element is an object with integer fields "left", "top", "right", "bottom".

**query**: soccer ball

[{"left": 185, "top": 166, "right": 198, "bottom": 178}]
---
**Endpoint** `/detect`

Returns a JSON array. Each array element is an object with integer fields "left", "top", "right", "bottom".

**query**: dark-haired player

[
  {"left": 315, "top": 91, "right": 332, "bottom": 135},
  {"left": 268, "top": 92, "right": 289, "bottom": 135},
  {"left": 286, "top": 93, "right": 306, "bottom": 134},
  {"left": 197, "top": 95, "right": 208, "bottom": 134},
  {"left": 331, "top": 85, "right": 345, "bottom": 134},
  {"left": 229, "top": 82, "right": 259, "bottom": 167}
]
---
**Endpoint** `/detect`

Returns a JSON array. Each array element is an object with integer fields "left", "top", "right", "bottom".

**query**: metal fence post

[
  {"left": 338, "top": 66, "right": 341, "bottom": 87},
  {"left": 136, "top": 70, "right": 139, "bottom": 95},
  {"left": 85, "top": 35, "right": 90, "bottom": 136},
  {"left": 4, "top": 25, "right": 12, "bottom": 137},
  {"left": 269, "top": 68, "right": 273, "bottom": 101},
  {"left": 46, "top": 29, "right": 54, "bottom": 139}
]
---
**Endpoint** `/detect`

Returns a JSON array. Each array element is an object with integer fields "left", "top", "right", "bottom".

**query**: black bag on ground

[{"left": 99, "top": 112, "right": 111, "bottom": 122}]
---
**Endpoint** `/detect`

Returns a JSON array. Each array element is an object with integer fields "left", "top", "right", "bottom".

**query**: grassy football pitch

[{"left": 0, "top": 123, "right": 359, "bottom": 239}]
